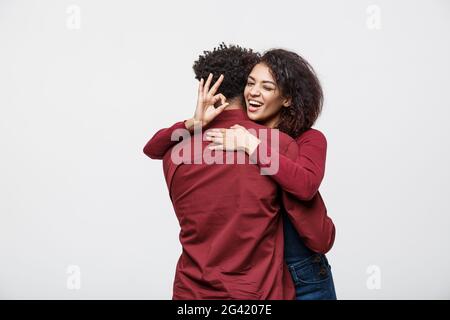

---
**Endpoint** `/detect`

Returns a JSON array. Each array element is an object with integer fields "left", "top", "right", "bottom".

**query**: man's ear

[{"left": 282, "top": 97, "right": 292, "bottom": 107}]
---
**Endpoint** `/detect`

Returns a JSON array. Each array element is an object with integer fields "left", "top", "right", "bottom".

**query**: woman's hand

[
  {"left": 185, "top": 73, "right": 229, "bottom": 132},
  {"left": 206, "top": 124, "right": 261, "bottom": 155}
]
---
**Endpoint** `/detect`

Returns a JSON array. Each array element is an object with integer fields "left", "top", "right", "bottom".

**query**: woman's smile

[{"left": 247, "top": 99, "right": 264, "bottom": 112}]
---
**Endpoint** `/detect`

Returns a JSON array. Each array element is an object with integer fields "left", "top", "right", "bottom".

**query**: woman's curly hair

[
  {"left": 260, "top": 49, "right": 324, "bottom": 138},
  {"left": 193, "top": 43, "right": 260, "bottom": 104}
]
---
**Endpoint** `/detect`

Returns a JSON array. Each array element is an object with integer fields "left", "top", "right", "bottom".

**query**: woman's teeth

[
  {"left": 248, "top": 100, "right": 263, "bottom": 112},
  {"left": 249, "top": 100, "right": 263, "bottom": 106}
]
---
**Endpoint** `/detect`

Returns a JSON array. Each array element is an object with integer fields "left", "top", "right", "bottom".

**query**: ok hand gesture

[{"left": 186, "top": 73, "right": 229, "bottom": 131}]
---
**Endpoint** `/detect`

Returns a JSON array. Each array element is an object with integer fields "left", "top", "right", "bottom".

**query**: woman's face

[{"left": 244, "top": 63, "right": 290, "bottom": 128}]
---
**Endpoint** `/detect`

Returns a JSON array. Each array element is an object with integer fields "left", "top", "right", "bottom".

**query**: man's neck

[
  {"left": 223, "top": 97, "right": 244, "bottom": 110},
  {"left": 210, "top": 101, "right": 249, "bottom": 122},
  {"left": 225, "top": 104, "right": 243, "bottom": 110}
]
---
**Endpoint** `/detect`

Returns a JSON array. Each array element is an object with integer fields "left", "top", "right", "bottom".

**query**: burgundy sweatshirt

[
  {"left": 143, "top": 110, "right": 335, "bottom": 254},
  {"left": 158, "top": 109, "right": 297, "bottom": 299}
]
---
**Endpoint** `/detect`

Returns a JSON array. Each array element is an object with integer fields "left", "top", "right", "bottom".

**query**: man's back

[{"left": 162, "top": 109, "right": 298, "bottom": 299}]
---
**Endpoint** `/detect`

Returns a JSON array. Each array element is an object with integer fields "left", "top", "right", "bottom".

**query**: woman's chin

[
  {"left": 247, "top": 112, "right": 261, "bottom": 121},
  {"left": 247, "top": 108, "right": 264, "bottom": 121}
]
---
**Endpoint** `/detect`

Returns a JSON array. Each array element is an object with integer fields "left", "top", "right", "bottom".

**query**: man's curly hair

[
  {"left": 193, "top": 43, "right": 260, "bottom": 104},
  {"left": 261, "top": 49, "right": 324, "bottom": 138}
]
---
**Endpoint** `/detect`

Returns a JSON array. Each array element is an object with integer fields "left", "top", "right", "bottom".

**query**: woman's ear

[{"left": 282, "top": 97, "right": 292, "bottom": 107}]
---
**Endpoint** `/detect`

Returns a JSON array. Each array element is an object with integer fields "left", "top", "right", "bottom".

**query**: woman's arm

[
  {"left": 143, "top": 120, "right": 192, "bottom": 159},
  {"left": 207, "top": 127, "right": 327, "bottom": 200},
  {"left": 271, "top": 130, "right": 334, "bottom": 253},
  {"left": 254, "top": 129, "right": 327, "bottom": 200},
  {"left": 282, "top": 190, "right": 336, "bottom": 254}
]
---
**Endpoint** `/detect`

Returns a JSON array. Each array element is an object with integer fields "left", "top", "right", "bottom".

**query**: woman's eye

[
  {"left": 263, "top": 86, "right": 274, "bottom": 91},
  {"left": 247, "top": 82, "right": 254, "bottom": 86}
]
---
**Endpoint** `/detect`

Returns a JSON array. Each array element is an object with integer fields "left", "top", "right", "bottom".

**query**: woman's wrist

[
  {"left": 184, "top": 118, "right": 202, "bottom": 133},
  {"left": 245, "top": 134, "right": 261, "bottom": 156}
]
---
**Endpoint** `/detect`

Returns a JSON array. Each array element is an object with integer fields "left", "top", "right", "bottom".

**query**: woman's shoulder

[{"left": 295, "top": 128, "right": 327, "bottom": 147}]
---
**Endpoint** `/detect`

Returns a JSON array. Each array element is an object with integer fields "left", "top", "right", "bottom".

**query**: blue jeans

[{"left": 287, "top": 253, "right": 337, "bottom": 300}]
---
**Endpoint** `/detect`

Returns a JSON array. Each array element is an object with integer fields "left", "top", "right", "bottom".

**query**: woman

[{"left": 144, "top": 48, "right": 337, "bottom": 300}]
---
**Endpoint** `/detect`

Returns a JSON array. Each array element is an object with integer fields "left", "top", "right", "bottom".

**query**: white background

[{"left": 1, "top": 0, "right": 449, "bottom": 299}]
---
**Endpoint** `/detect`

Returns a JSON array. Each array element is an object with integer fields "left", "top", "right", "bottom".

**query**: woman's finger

[
  {"left": 194, "top": 78, "right": 205, "bottom": 118},
  {"left": 203, "top": 73, "right": 213, "bottom": 96},
  {"left": 214, "top": 102, "right": 229, "bottom": 116},
  {"left": 207, "top": 144, "right": 224, "bottom": 151},
  {"left": 209, "top": 74, "right": 224, "bottom": 96},
  {"left": 198, "top": 78, "right": 204, "bottom": 95},
  {"left": 211, "top": 93, "right": 226, "bottom": 105},
  {"left": 197, "top": 78, "right": 204, "bottom": 104},
  {"left": 206, "top": 136, "right": 224, "bottom": 144},
  {"left": 206, "top": 131, "right": 224, "bottom": 138},
  {"left": 209, "top": 128, "right": 226, "bottom": 133},
  {"left": 196, "top": 79, "right": 204, "bottom": 105},
  {"left": 213, "top": 93, "right": 227, "bottom": 106}
]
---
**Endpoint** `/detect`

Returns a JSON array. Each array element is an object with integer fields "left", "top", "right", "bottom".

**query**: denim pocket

[
  {"left": 288, "top": 254, "right": 337, "bottom": 300},
  {"left": 289, "top": 254, "right": 331, "bottom": 285}
]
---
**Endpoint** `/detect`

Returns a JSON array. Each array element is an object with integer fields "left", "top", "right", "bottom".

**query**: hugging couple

[{"left": 143, "top": 43, "right": 336, "bottom": 300}]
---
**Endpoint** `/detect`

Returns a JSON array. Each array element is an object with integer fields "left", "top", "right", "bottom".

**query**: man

[{"left": 146, "top": 44, "right": 298, "bottom": 299}]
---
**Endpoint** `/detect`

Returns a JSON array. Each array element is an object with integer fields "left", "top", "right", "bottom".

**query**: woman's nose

[{"left": 250, "top": 86, "right": 261, "bottom": 96}]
